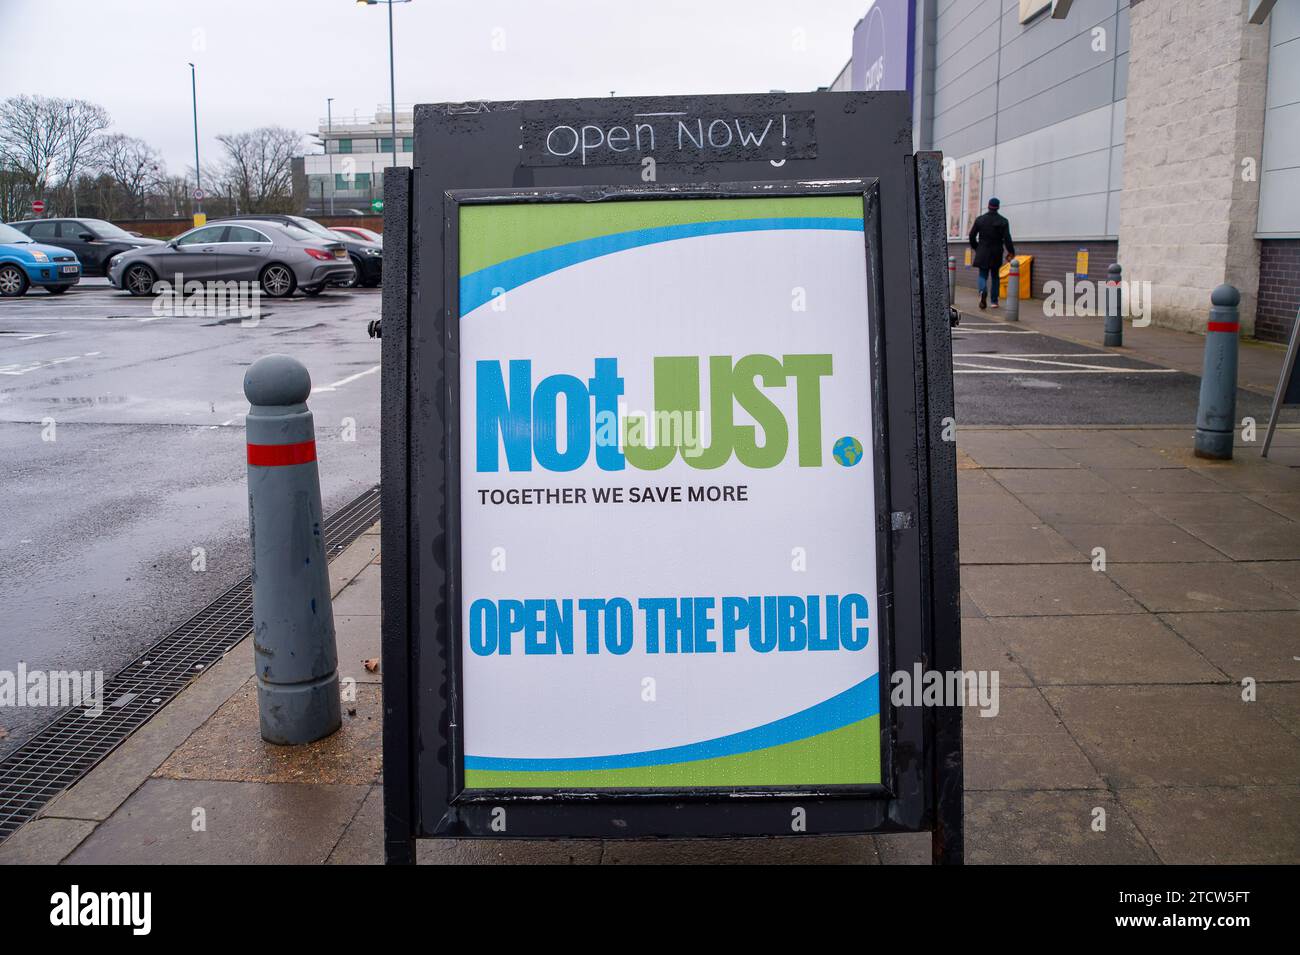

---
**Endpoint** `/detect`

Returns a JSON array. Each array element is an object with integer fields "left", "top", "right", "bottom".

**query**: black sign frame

[{"left": 381, "top": 92, "right": 962, "bottom": 863}]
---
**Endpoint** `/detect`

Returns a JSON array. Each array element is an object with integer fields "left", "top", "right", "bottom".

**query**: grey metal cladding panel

[
  {"left": 993, "top": 147, "right": 1112, "bottom": 204},
  {"left": 1266, "top": 35, "right": 1300, "bottom": 109},
  {"left": 998, "top": 0, "right": 1119, "bottom": 77},
  {"left": 933, "top": 84, "right": 999, "bottom": 142},
  {"left": 1116, "top": 3, "right": 1129, "bottom": 56},
  {"left": 997, "top": 59, "right": 1117, "bottom": 143},
  {"left": 934, "top": 115, "right": 998, "bottom": 160},
  {"left": 999, "top": 14, "right": 1118, "bottom": 109},
  {"left": 932, "top": 57, "right": 999, "bottom": 119},
  {"left": 1114, "top": 50, "right": 1128, "bottom": 101},
  {"left": 936, "top": 0, "right": 999, "bottom": 46},
  {"left": 1272, "top": 0, "right": 1300, "bottom": 46},
  {"left": 935, "top": 15, "right": 1001, "bottom": 92}
]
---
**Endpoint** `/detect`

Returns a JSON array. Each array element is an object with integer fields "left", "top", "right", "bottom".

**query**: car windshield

[
  {"left": 82, "top": 219, "right": 134, "bottom": 239},
  {"left": 0, "top": 223, "right": 32, "bottom": 244},
  {"left": 288, "top": 216, "right": 337, "bottom": 240}
]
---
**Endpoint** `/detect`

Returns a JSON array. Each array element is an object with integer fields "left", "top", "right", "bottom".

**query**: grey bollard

[
  {"left": 244, "top": 354, "right": 342, "bottom": 744},
  {"left": 948, "top": 255, "right": 956, "bottom": 306},
  {"left": 1005, "top": 257, "right": 1019, "bottom": 321},
  {"left": 1103, "top": 262, "right": 1123, "bottom": 347},
  {"left": 1193, "top": 285, "right": 1240, "bottom": 461}
]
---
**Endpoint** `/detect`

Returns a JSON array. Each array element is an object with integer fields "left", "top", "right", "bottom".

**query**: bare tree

[
  {"left": 60, "top": 99, "right": 111, "bottom": 215},
  {"left": 0, "top": 95, "right": 66, "bottom": 202},
  {"left": 215, "top": 126, "right": 301, "bottom": 213},
  {"left": 95, "top": 134, "right": 165, "bottom": 217}
]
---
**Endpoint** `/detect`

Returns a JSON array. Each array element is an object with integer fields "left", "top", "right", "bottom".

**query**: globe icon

[{"left": 833, "top": 436, "right": 863, "bottom": 467}]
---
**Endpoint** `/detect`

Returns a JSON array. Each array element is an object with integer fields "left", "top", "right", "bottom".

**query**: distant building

[
  {"left": 300, "top": 104, "right": 413, "bottom": 215},
  {"left": 829, "top": 0, "right": 1298, "bottom": 344}
]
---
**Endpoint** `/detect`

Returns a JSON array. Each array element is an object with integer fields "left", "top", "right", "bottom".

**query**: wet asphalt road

[
  {"left": 0, "top": 279, "right": 380, "bottom": 755},
  {"left": 952, "top": 317, "right": 1296, "bottom": 426}
]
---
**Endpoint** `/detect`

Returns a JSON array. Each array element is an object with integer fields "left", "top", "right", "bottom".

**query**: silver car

[{"left": 108, "top": 219, "right": 356, "bottom": 298}]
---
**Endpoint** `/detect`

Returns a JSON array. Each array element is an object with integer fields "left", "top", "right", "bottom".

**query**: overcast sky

[{"left": 0, "top": 0, "right": 873, "bottom": 175}]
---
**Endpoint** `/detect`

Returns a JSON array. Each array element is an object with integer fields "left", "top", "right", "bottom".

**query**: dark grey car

[{"left": 107, "top": 219, "right": 355, "bottom": 298}]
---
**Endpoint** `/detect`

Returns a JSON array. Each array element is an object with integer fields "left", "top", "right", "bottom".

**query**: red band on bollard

[
  {"left": 1206, "top": 322, "right": 1239, "bottom": 333},
  {"left": 247, "top": 440, "right": 317, "bottom": 466}
]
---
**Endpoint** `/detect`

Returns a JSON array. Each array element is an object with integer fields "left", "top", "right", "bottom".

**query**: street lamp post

[
  {"left": 188, "top": 62, "right": 202, "bottom": 220},
  {"left": 358, "top": 0, "right": 411, "bottom": 174},
  {"left": 326, "top": 97, "right": 335, "bottom": 216}
]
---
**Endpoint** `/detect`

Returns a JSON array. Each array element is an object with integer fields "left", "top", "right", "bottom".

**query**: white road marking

[
  {"left": 952, "top": 328, "right": 1036, "bottom": 334},
  {"left": 0, "top": 355, "right": 81, "bottom": 375},
  {"left": 311, "top": 364, "right": 380, "bottom": 394}
]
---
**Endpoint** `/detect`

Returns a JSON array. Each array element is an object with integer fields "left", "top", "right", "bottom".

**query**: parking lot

[
  {"left": 952, "top": 317, "right": 1294, "bottom": 427},
  {"left": 0, "top": 278, "right": 380, "bottom": 755}
]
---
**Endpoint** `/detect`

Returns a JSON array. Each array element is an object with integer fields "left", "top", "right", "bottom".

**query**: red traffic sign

[{"left": 31, "top": 199, "right": 45, "bottom": 215}]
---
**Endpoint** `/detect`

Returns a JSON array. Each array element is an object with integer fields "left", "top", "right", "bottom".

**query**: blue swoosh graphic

[
  {"left": 459, "top": 216, "right": 865, "bottom": 317},
  {"left": 464, "top": 673, "right": 879, "bottom": 772}
]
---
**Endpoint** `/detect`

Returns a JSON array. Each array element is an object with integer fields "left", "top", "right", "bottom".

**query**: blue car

[{"left": 0, "top": 221, "right": 81, "bottom": 296}]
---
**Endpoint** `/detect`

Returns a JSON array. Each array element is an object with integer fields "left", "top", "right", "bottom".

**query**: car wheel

[
  {"left": 124, "top": 263, "right": 157, "bottom": 296},
  {"left": 259, "top": 264, "right": 297, "bottom": 298},
  {"left": 336, "top": 257, "right": 361, "bottom": 289},
  {"left": 301, "top": 285, "right": 324, "bottom": 297},
  {"left": 47, "top": 285, "right": 69, "bottom": 295},
  {"left": 0, "top": 264, "right": 30, "bottom": 297}
]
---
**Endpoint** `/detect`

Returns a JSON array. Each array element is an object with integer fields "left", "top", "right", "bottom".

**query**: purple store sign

[{"left": 850, "top": 0, "right": 916, "bottom": 93}]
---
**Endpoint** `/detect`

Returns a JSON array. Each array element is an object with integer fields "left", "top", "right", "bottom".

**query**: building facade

[
  {"left": 829, "top": 0, "right": 1298, "bottom": 343},
  {"left": 300, "top": 104, "right": 414, "bottom": 215}
]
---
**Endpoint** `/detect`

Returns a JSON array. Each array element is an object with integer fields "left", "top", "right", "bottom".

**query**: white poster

[{"left": 456, "top": 194, "right": 882, "bottom": 789}]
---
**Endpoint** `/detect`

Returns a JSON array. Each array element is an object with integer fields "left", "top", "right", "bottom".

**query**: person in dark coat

[{"left": 968, "top": 197, "right": 1016, "bottom": 309}]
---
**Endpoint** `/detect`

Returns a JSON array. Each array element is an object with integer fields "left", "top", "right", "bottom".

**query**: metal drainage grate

[{"left": 0, "top": 484, "right": 381, "bottom": 844}]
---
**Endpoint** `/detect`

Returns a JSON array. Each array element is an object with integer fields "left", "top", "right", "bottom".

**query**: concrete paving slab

[
  {"left": 0, "top": 818, "right": 96, "bottom": 865},
  {"left": 1043, "top": 685, "right": 1300, "bottom": 788},
  {"left": 957, "top": 469, "right": 1003, "bottom": 494},
  {"left": 1158, "top": 611, "right": 1300, "bottom": 681},
  {"left": 872, "top": 831, "right": 932, "bottom": 864},
  {"left": 1190, "top": 462, "right": 1300, "bottom": 494},
  {"left": 957, "top": 430, "right": 1050, "bottom": 450},
  {"left": 1105, "top": 562, "right": 1299, "bottom": 612},
  {"left": 1178, "top": 521, "right": 1300, "bottom": 560},
  {"left": 960, "top": 565, "right": 1144, "bottom": 616},
  {"left": 324, "top": 786, "right": 603, "bottom": 864},
  {"left": 65, "top": 777, "right": 369, "bottom": 864},
  {"left": 961, "top": 447, "right": 1080, "bottom": 469},
  {"left": 1095, "top": 467, "right": 1228, "bottom": 495},
  {"left": 958, "top": 523, "right": 1086, "bottom": 564},
  {"left": 965, "top": 790, "right": 1157, "bottom": 864},
  {"left": 964, "top": 688, "right": 1101, "bottom": 791},
  {"left": 1119, "top": 786, "right": 1300, "bottom": 864},
  {"left": 332, "top": 563, "right": 380, "bottom": 617},
  {"left": 989, "top": 468, "right": 1116, "bottom": 495},
  {"left": 961, "top": 589, "right": 985, "bottom": 619},
  {"left": 1011, "top": 492, "right": 1167, "bottom": 525},
  {"left": 599, "top": 835, "right": 880, "bottom": 864},
  {"left": 957, "top": 491, "right": 1044, "bottom": 525},
  {"left": 1050, "top": 522, "right": 1227, "bottom": 563},
  {"left": 1240, "top": 560, "right": 1300, "bottom": 597},
  {"left": 1259, "top": 682, "right": 1300, "bottom": 737},
  {"left": 155, "top": 681, "right": 381, "bottom": 787},
  {"left": 1060, "top": 446, "right": 1185, "bottom": 469},
  {"left": 1247, "top": 491, "right": 1300, "bottom": 521},
  {"left": 1131, "top": 491, "right": 1283, "bottom": 524},
  {"left": 334, "top": 614, "right": 382, "bottom": 685},
  {"left": 329, "top": 533, "right": 380, "bottom": 598},
  {"left": 958, "top": 619, "right": 1032, "bottom": 686},
  {"left": 989, "top": 614, "right": 1225, "bottom": 685},
  {"left": 1023, "top": 429, "right": 1142, "bottom": 449}
]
